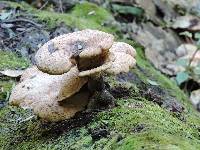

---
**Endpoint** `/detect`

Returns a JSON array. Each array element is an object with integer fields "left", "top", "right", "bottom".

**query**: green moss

[
  {"left": 0, "top": 51, "right": 29, "bottom": 70},
  {"left": 0, "top": 51, "right": 29, "bottom": 100},
  {"left": 70, "top": 2, "right": 115, "bottom": 31},
  {"left": 118, "top": 133, "right": 198, "bottom": 150},
  {"left": 89, "top": 99, "right": 200, "bottom": 150},
  {"left": 1, "top": 98, "right": 200, "bottom": 149},
  {"left": 2, "top": 1, "right": 120, "bottom": 34},
  {"left": 0, "top": 80, "right": 14, "bottom": 100},
  {"left": 34, "top": 11, "right": 72, "bottom": 29},
  {"left": 35, "top": 2, "right": 119, "bottom": 35}
]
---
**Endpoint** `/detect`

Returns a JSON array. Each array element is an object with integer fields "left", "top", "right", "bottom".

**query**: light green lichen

[
  {"left": 0, "top": 51, "right": 29, "bottom": 70},
  {"left": 0, "top": 51, "right": 29, "bottom": 100},
  {"left": 35, "top": 2, "right": 120, "bottom": 35},
  {"left": 0, "top": 81, "right": 14, "bottom": 100}
]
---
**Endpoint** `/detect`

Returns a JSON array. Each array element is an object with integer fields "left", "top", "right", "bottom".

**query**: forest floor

[{"left": 1, "top": 1, "right": 200, "bottom": 149}]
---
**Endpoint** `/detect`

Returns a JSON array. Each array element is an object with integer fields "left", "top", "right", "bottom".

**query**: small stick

[
  {"left": 186, "top": 37, "right": 199, "bottom": 68},
  {"left": 2, "top": 18, "right": 42, "bottom": 28},
  {"left": 3, "top": 28, "right": 33, "bottom": 42},
  {"left": 59, "top": 0, "right": 63, "bottom": 13},
  {"left": 39, "top": 0, "right": 49, "bottom": 10}
]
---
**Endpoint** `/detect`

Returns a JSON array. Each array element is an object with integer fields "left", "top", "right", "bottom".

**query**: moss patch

[
  {"left": 0, "top": 80, "right": 14, "bottom": 100},
  {"left": 90, "top": 99, "right": 200, "bottom": 149},
  {"left": 0, "top": 51, "right": 29, "bottom": 70},
  {"left": 34, "top": 2, "right": 119, "bottom": 35},
  {"left": 0, "top": 51, "right": 29, "bottom": 101}
]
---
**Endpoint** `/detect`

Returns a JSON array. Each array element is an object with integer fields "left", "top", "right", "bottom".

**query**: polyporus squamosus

[
  {"left": 79, "top": 42, "right": 136, "bottom": 77},
  {"left": 9, "top": 66, "right": 88, "bottom": 122},
  {"left": 9, "top": 29, "right": 136, "bottom": 122},
  {"left": 105, "top": 42, "right": 136, "bottom": 74},
  {"left": 35, "top": 29, "right": 114, "bottom": 75}
]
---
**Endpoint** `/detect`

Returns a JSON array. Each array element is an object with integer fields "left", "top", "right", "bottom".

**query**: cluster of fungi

[{"left": 9, "top": 29, "right": 136, "bottom": 122}]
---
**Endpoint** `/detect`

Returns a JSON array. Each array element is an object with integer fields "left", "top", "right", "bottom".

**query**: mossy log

[{"left": 0, "top": 1, "right": 200, "bottom": 150}]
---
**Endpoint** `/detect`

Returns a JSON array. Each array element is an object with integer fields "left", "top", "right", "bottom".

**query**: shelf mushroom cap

[
  {"left": 78, "top": 42, "right": 137, "bottom": 77},
  {"left": 9, "top": 66, "right": 89, "bottom": 121},
  {"left": 78, "top": 62, "right": 112, "bottom": 77},
  {"left": 32, "top": 91, "right": 89, "bottom": 122},
  {"left": 35, "top": 29, "right": 114, "bottom": 75},
  {"left": 105, "top": 52, "right": 136, "bottom": 74},
  {"left": 105, "top": 42, "right": 136, "bottom": 74},
  {"left": 9, "top": 65, "right": 88, "bottom": 105},
  {"left": 109, "top": 42, "right": 136, "bottom": 57}
]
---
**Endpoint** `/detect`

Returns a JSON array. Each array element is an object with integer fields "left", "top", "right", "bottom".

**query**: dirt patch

[
  {"left": 89, "top": 126, "right": 109, "bottom": 141},
  {"left": 116, "top": 71, "right": 141, "bottom": 84},
  {"left": 141, "top": 85, "right": 184, "bottom": 113},
  {"left": 116, "top": 71, "right": 185, "bottom": 114},
  {"left": 39, "top": 110, "right": 97, "bottom": 138},
  {"left": 110, "top": 86, "right": 131, "bottom": 99}
]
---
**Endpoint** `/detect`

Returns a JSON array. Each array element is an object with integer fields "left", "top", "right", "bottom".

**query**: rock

[
  {"left": 135, "top": 0, "right": 178, "bottom": 24},
  {"left": 190, "top": 89, "right": 200, "bottom": 111},
  {"left": 50, "top": 22, "right": 73, "bottom": 38},
  {"left": 16, "top": 29, "right": 50, "bottom": 63},
  {"left": 130, "top": 22, "right": 182, "bottom": 75},
  {"left": 166, "top": 44, "right": 200, "bottom": 76},
  {"left": 172, "top": 15, "right": 200, "bottom": 31},
  {"left": 163, "top": 0, "right": 200, "bottom": 15}
]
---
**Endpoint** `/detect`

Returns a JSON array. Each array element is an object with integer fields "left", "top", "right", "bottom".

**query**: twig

[
  {"left": 188, "top": 49, "right": 199, "bottom": 67},
  {"left": 3, "top": 28, "right": 33, "bottom": 42},
  {"left": 59, "top": 0, "right": 63, "bottom": 13},
  {"left": 19, "top": 115, "right": 36, "bottom": 123},
  {"left": 2, "top": 18, "right": 42, "bottom": 28},
  {"left": 183, "top": 37, "right": 199, "bottom": 92},
  {"left": 39, "top": 0, "right": 49, "bottom": 10},
  {"left": 186, "top": 37, "right": 199, "bottom": 68}
]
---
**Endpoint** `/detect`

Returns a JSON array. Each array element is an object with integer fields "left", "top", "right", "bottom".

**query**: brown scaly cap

[
  {"left": 9, "top": 66, "right": 88, "bottom": 121},
  {"left": 105, "top": 42, "right": 136, "bottom": 74},
  {"left": 32, "top": 91, "right": 89, "bottom": 122},
  {"left": 78, "top": 62, "right": 112, "bottom": 77},
  {"left": 35, "top": 29, "right": 114, "bottom": 75},
  {"left": 109, "top": 42, "right": 136, "bottom": 57},
  {"left": 78, "top": 42, "right": 137, "bottom": 77}
]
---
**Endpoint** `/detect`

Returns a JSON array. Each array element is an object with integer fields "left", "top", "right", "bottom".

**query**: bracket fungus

[
  {"left": 9, "top": 29, "right": 137, "bottom": 122},
  {"left": 35, "top": 29, "right": 114, "bottom": 75}
]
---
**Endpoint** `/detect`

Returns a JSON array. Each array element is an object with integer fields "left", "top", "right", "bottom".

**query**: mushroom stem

[
  {"left": 87, "top": 76, "right": 105, "bottom": 93},
  {"left": 87, "top": 75, "right": 116, "bottom": 110},
  {"left": 87, "top": 89, "right": 116, "bottom": 110}
]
